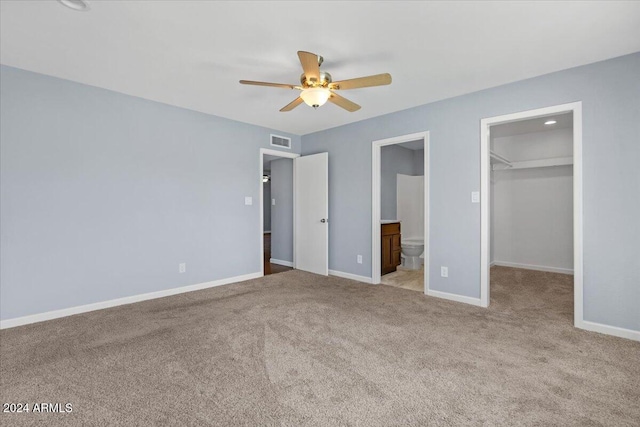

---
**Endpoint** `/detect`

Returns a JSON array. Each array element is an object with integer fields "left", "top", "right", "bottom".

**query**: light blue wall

[
  {"left": 2, "top": 54, "right": 639, "bottom": 332},
  {"left": 302, "top": 52, "right": 640, "bottom": 331},
  {"left": 381, "top": 145, "right": 415, "bottom": 220},
  {"left": 0, "top": 65, "right": 300, "bottom": 320},
  {"left": 270, "top": 158, "right": 293, "bottom": 263}
]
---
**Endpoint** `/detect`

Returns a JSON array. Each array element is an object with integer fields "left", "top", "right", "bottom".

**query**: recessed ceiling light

[
  {"left": 544, "top": 120, "right": 557, "bottom": 125},
  {"left": 58, "top": 0, "right": 90, "bottom": 12}
]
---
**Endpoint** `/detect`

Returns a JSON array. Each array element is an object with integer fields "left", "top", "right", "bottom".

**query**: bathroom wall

[
  {"left": 270, "top": 158, "right": 294, "bottom": 263},
  {"left": 397, "top": 174, "right": 424, "bottom": 240},
  {"left": 381, "top": 145, "right": 419, "bottom": 219},
  {"left": 413, "top": 149, "right": 425, "bottom": 175}
]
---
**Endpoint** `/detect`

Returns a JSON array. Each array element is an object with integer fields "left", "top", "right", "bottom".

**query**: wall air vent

[{"left": 270, "top": 134, "right": 291, "bottom": 149}]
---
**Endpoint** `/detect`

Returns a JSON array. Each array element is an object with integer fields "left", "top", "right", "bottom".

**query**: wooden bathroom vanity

[{"left": 381, "top": 222, "right": 402, "bottom": 275}]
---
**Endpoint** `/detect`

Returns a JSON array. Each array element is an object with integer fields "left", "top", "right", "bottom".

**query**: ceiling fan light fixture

[{"left": 300, "top": 88, "right": 330, "bottom": 108}]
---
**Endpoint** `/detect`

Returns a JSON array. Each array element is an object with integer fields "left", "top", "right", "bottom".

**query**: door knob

[{"left": 320, "top": 218, "right": 328, "bottom": 223}]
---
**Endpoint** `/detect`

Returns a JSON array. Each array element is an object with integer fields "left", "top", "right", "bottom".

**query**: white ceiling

[
  {"left": 2, "top": 1, "right": 639, "bottom": 136},
  {"left": 491, "top": 112, "right": 573, "bottom": 139}
]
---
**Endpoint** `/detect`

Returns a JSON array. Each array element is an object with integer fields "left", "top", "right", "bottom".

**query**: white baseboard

[
  {"left": 329, "top": 270, "right": 372, "bottom": 284},
  {"left": 270, "top": 258, "right": 293, "bottom": 267},
  {"left": 426, "top": 289, "right": 484, "bottom": 307},
  {"left": 492, "top": 260, "right": 573, "bottom": 275},
  {"left": 0, "top": 272, "right": 262, "bottom": 330},
  {"left": 490, "top": 261, "right": 497, "bottom": 267},
  {"left": 577, "top": 320, "right": 640, "bottom": 342}
]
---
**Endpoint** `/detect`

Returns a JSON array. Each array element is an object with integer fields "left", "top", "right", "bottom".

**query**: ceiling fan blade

[
  {"left": 240, "top": 80, "right": 297, "bottom": 89},
  {"left": 328, "top": 92, "right": 361, "bottom": 112},
  {"left": 280, "top": 97, "right": 304, "bottom": 112},
  {"left": 329, "top": 73, "right": 392, "bottom": 90},
  {"left": 297, "top": 51, "right": 320, "bottom": 83}
]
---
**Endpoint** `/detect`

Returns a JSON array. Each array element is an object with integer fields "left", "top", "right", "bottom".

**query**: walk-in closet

[{"left": 490, "top": 112, "right": 574, "bottom": 302}]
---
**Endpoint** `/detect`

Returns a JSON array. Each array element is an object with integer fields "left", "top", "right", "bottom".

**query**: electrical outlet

[
  {"left": 440, "top": 266, "right": 448, "bottom": 278},
  {"left": 471, "top": 191, "right": 480, "bottom": 203},
  {"left": 179, "top": 263, "right": 186, "bottom": 273},
  {"left": 357, "top": 255, "right": 363, "bottom": 264},
  {"left": 244, "top": 197, "right": 253, "bottom": 205},
  {"left": 272, "top": 198, "right": 276, "bottom": 206}
]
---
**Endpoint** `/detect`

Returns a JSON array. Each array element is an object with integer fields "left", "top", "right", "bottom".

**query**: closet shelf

[
  {"left": 490, "top": 151, "right": 512, "bottom": 167},
  {"left": 493, "top": 156, "right": 573, "bottom": 171}
]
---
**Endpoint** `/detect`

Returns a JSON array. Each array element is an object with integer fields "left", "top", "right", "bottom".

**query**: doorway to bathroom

[{"left": 372, "top": 132, "right": 429, "bottom": 293}]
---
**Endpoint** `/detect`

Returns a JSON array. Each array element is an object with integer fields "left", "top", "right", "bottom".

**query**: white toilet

[{"left": 401, "top": 238, "right": 424, "bottom": 270}]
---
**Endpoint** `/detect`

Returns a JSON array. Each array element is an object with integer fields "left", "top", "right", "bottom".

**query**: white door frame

[
  {"left": 371, "top": 131, "right": 430, "bottom": 293},
  {"left": 259, "top": 148, "right": 300, "bottom": 276},
  {"left": 480, "top": 102, "right": 583, "bottom": 324}
]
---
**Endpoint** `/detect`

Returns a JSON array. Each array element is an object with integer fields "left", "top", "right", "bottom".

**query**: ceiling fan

[{"left": 240, "top": 51, "right": 392, "bottom": 112}]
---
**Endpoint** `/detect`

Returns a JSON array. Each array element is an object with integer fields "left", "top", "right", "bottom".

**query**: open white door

[{"left": 295, "top": 152, "right": 328, "bottom": 275}]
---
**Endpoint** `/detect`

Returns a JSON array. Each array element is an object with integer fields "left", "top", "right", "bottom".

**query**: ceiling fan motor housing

[{"left": 300, "top": 71, "right": 332, "bottom": 88}]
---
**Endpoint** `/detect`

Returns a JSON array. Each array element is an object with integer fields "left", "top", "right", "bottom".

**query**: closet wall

[{"left": 491, "top": 127, "right": 574, "bottom": 273}]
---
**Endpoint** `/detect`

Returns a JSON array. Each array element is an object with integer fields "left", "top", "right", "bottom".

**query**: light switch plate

[
  {"left": 272, "top": 198, "right": 276, "bottom": 206},
  {"left": 471, "top": 191, "right": 480, "bottom": 203},
  {"left": 245, "top": 197, "right": 253, "bottom": 205}
]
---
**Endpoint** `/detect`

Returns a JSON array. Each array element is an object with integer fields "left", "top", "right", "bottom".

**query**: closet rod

[
  {"left": 503, "top": 157, "right": 574, "bottom": 170},
  {"left": 490, "top": 151, "right": 512, "bottom": 166}
]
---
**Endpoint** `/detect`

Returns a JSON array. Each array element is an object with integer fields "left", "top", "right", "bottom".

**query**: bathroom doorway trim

[{"left": 371, "top": 131, "right": 430, "bottom": 294}]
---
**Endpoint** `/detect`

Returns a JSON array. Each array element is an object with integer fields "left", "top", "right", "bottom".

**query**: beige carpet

[
  {"left": 1, "top": 267, "right": 639, "bottom": 426},
  {"left": 381, "top": 265, "right": 424, "bottom": 292}
]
